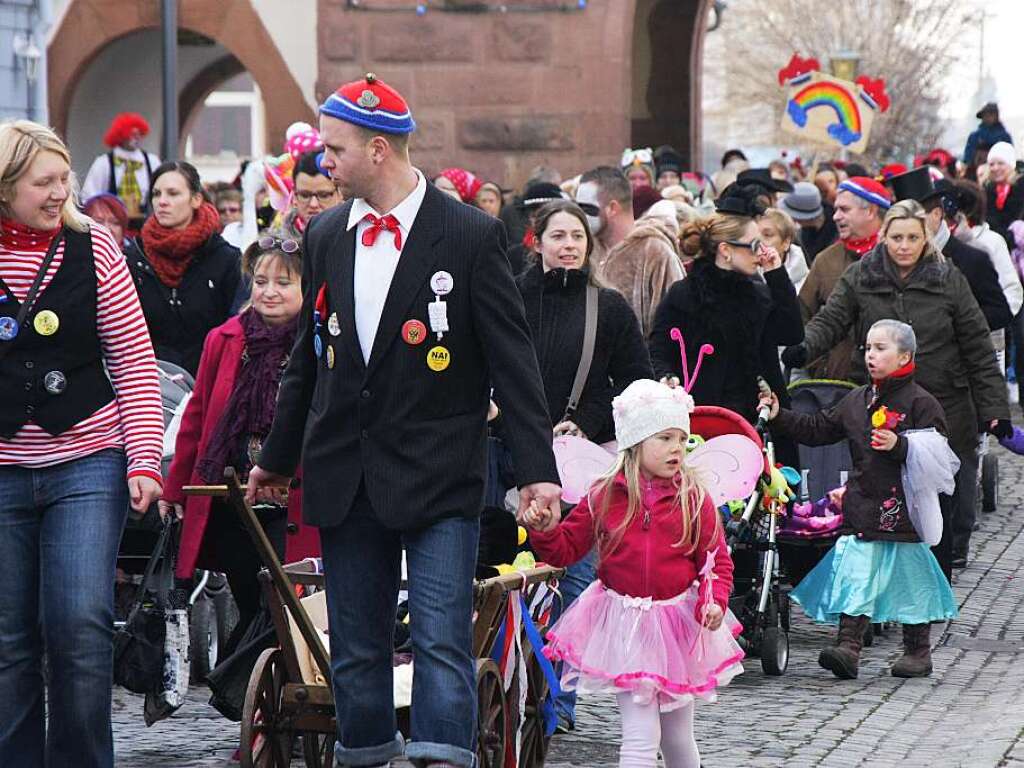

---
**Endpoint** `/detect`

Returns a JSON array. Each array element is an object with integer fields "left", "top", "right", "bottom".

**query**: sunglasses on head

[
  {"left": 724, "top": 238, "right": 762, "bottom": 252},
  {"left": 257, "top": 235, "right": 300, "bottom": 254}
]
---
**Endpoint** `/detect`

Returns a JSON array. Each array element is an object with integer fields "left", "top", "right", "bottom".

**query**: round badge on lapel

[
  {"left": 43, "top": 370, "right": 67, "bottom": 395},
  {"left": 402, "top": 319, "right": 427, "bottom": 346},
  {"left": 430, "top": 271, "right": 454, "bottom": 296},
  {"left": 328, "top": 312, "right": 341, "bottom": 337},
  {"left": 34, "top": 310, "right": 59, "bottom": 336},
  {"left": 314, "top": 335, "right": 323, "bottom": 359},
  {"left": 426, "top": 345, "right": 450, "bottom": 371},
  {"left": 327, "top": 345, "right": 336, "bottom": 369},
  {"left": 0, "top": 316, "right": 18, "bottom": 341}
]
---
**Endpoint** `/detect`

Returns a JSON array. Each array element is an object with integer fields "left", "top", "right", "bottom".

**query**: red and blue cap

[
  {"left": 838, "top": 176, "right": 892, "bottom": 210},
  {"left": 319, "top": 73, "right": 416, "bottom": 135}
]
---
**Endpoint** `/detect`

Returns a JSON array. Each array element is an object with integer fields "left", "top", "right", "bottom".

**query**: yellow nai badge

[
  {"left": 327, "top": 345, "right": 336, "bottom": 370},
  {"left": 426, "top": 345, "right": 450, "bottom": 372},
  {"left": 34, "top": 310, "right": 59, "bottom": 336}
]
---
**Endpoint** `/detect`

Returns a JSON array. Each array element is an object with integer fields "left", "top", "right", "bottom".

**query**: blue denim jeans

[
  {"left": 0, "top": 449, "right": 129, "bottom": 768},
  {"left": 320, "top": 488, "right": 479, "bottom": 768},
  {"left": 550, "top": 547, "right": 598, "bottom": 726}
]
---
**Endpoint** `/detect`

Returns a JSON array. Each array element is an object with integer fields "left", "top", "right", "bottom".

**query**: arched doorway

[
  {"left": 48, "top": 0, "right": 313, "bottom": 174},
  {"left": 630, "top": 0, "right": 713, "bottom": 170}
]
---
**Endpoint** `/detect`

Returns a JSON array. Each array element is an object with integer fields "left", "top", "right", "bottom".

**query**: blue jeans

[
  {"left": 0, "top": 450, "right": 128, "bottom": 768},
  {"left": 320, "top": 488, "right": 479, "bottom": 768},
  {"left": 550, "top": 547, "right": 598, "bottom": 726}
]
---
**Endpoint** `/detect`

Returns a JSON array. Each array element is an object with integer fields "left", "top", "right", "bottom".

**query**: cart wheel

[
  {"left": 982, "top": 453, "right": 999, "bottom": 512},
  {"left": 477, "top": 659, "right": 506, "bottom": 768},
  {"left": 760, "top": 627, "right": 789, "bottom": 676},
  {"left": 518, "top": 649, "right": 550, "bottom": 768},
  {"left": 240, "top": 648, "right": 292, "bottom": 768},
  {"left": 302, "top": 732, "right": 336, "bottom": 768}
]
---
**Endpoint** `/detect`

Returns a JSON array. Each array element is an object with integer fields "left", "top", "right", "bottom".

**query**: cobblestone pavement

[{"left": 114, "top": 446, "right": 1024, "bottom": 767}]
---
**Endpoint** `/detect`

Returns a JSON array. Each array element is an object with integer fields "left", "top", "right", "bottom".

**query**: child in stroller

[{"left": 759, "top": 319, "right": 958, "bottom": 680}]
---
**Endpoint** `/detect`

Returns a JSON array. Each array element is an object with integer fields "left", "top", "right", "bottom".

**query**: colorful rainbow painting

[{"left": 787, "top": 81, "right": 863, "bottom": 146}]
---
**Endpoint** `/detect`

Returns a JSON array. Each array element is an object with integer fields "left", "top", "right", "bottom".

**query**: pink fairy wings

[{"left": 670, "top": 327, "right": 714, "bottom": 393}]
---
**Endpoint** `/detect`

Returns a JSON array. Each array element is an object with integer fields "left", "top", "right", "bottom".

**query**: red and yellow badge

[
  {"left": 402, "top": 319, "right": 427, "bottom": 346},
  {"left": 871, "top": 405, "right": 905, "bottom": 430}
]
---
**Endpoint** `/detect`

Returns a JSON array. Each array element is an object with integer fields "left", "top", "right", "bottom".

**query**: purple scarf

[{"left": 197, "top": 308, "right": 297, "bottom": 484}]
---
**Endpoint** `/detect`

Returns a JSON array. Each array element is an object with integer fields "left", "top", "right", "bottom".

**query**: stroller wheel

[
  {"left": 981, "top": 453, "right": 999, "bottom": 512},
  {"left": 760, "top": 627, "right": 789, "bottom": 676}
]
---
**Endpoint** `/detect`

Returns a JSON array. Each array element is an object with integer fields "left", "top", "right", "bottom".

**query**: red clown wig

[{"left": 103, "top": 113, "right": 150, "bottom": 148}]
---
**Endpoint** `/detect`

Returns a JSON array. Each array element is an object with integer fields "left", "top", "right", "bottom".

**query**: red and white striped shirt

[{"left": 0, "top": 220, "right": 164, "bottom": 482}]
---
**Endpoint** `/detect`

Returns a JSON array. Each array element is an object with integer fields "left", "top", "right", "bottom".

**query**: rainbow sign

[{"left": 787, "top": 81, "right": 863, "bottom": 146}]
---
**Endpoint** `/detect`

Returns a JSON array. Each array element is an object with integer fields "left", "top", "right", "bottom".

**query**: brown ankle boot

[
  {"left": 818, "top": 614, "right": 870, "bottom": 679},
  {"left": 891, "top": 623, "right": 933, "bottom": 677}
]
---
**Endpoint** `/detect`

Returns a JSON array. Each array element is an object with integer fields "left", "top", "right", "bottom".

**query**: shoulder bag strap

[{"left": 563, "top": 284, "right": 599, "bottom": 420}]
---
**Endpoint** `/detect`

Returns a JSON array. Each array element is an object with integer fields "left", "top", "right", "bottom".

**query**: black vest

[{"left": 0, "top": 228, "right": 116, "bottom": 438}]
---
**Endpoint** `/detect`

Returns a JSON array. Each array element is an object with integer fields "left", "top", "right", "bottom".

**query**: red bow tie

[{"left": 361, "top": 213, "right": 403, "bottom": 250}]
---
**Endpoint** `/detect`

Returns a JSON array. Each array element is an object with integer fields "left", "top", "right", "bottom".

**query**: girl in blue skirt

[{"left": 760, "top": 319, "right": 958, "bottom": 679}]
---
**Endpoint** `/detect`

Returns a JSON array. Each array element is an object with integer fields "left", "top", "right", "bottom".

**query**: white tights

[{"left": 616, "top": 692, "right": 700, "bottom": 768}]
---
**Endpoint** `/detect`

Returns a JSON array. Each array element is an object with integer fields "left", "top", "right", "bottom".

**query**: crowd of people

[{"left": 1, "top": 77, "right": 1023, "bottom": 767}]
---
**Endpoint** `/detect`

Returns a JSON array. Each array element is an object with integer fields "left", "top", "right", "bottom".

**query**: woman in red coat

[{"left": 160, "top": 235, "right": 318, "bottom": 656}]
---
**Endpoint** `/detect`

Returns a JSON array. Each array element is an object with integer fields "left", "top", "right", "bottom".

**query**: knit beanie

[
  {"left": 988, "top": 142, "right": 1017, "bottom": 167},
  {"left": 612, "top": 379, "right": 694, "bottom": 450},
  {"left": 837, "top": 176, "right": 892, "bottom": 210}
]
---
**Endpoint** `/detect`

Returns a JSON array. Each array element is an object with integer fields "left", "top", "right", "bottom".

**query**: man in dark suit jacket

[{"left": 248, "top": 75, "right": 561, "bottom": 768}]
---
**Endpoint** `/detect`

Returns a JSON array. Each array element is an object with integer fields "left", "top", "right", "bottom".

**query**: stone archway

[
  {"left": 178, "top": 53, "right": 248, "bottom": 149},
  {"left": 48, "top": 0, "right": 313, "bottom": 156}
]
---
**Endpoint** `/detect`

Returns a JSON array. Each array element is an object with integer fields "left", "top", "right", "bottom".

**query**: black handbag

[{"left": 113, "top": 517, "right": 174, "bottom": 694}]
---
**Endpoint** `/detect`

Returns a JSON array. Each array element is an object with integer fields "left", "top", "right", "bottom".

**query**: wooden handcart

[{"left": 186, "top": 470, "right": 563, "bottom": 768}]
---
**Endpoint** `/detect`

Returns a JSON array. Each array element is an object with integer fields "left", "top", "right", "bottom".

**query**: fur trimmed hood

[{"left": 858, "top": 242, "right": 949, "bottom": 292}]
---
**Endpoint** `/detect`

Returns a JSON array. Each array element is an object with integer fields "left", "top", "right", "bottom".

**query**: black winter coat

[
  {"left": 125, "top": 233, "right": 241, "bottom": 374},
  {"left": 942, "top": 233, "right": 1011, "bottom": 331},
  {"left": 773, "top": 370, "right": 947, "bottom": 542},
  {"left": 985, "top": 179, "right": 1024, "bottom": 249},
  {"left": 649, "top": 259, "right": 804, "bottom": 425},
  {"left": 797, "top": 203, "right": 839, "bottom": 264},
  {"left": 511, "top": 263, "right": 653, "bottom": 444}
]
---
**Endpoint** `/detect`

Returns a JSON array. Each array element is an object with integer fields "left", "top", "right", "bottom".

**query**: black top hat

[
  {"left": 519, "top": 182, "right": 565, "bottom": 210},
  {"left": 886, "top": 167, "right": 942, "bottom": 205},
  {"left": 737, "top": 167, "right": 794, "bottom": 194},
  {"left": 715, "top": 183, "right": 767, "bottom": 217},
  {"left": 976, "top": 102, "right": 999, "bottom": 119}
]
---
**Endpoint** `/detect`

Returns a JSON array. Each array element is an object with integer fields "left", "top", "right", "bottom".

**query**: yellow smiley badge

[
  {"left": 33, "top": 310, "right": 59, "bottom": 336},
  {"left": 426, "top": 345, "right": 450, "bottom": 372},
  {"left": 327, "top": 345, "right": 336, "bottom": 370}
]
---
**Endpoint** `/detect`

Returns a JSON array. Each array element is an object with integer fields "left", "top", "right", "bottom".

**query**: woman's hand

[
  {"left": 553, "top": 420, "right": 585, "bottom": 439},
  {"left": 757, "top": 244, "right": 783, "bottom": 272},
  {"left": 660, "top": 375, "right": 681, "bottom": 389},
  {"left": 871, "top": 428, "right": 898, "bottom": 452},
  {"left": 702, "top": 602, "right": 724, "bottom": 630},
  {"left": 157, "top": 500, "right": 184, "bottom": 521},
  {"left": 128, "top": 476, "right": 162, "bottom": 513},
  {"left": 757, "top": 391, "right": 780, "bottom": 420}
]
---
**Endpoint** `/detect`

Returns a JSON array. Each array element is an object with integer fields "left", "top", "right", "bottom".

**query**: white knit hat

[
  {"left": 988, "top": 141, "right": 1017, "bottom": 167},
  {"left": 612, "top": 379, "right": 694, "bottom": 450}
]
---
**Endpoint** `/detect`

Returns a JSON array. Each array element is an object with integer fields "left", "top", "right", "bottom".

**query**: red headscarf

[{"left": 439, "top": 168, "right": 483, "bottom": 204}]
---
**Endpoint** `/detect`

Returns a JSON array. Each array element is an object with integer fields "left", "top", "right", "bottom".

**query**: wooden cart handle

[{"left": 183, "top": 485, "right": 229, "bottom": 497}]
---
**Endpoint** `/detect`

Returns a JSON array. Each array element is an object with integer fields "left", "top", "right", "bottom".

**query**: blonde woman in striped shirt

[{"left": 0, "top": 120, "right": 163, "bottom": 768}]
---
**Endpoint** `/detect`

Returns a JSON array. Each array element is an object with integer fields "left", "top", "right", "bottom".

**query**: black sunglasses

[
  {"left": 257, "top": 235, "right": 300, "bottom": 254},
  {"left": 724, "top": 238, "right": 762, "bottom": 252}
]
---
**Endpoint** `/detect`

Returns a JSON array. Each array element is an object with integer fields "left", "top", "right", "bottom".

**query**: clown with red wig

[{"left": 81, "top": 112, "right": 162, "bottom": 226}]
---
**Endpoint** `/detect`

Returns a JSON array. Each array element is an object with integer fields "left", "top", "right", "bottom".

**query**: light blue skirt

[{"left": 791, "top": 535, "right": 958, "bottom": 625}]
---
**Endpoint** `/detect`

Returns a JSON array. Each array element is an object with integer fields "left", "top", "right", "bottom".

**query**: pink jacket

[
  {"left": 529, "top": 472, "right": 733, "bottom": 611},
  {"left": 163, "top": 315, "right": 319, "bottom": 578}
]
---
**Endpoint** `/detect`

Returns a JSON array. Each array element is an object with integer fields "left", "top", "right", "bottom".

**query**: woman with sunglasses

[
  {"left": 125, "top": 161, "right": 241, "bottom": 374},
  {"left": 649, "top": 188, "right": 804, "bottom": 464},
  {"left": 160, "top": 235, "right": 317, "bottom": 667}
]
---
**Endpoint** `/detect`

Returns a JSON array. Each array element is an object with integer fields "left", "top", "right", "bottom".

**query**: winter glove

[
  {"left": 780, "top": 344, "right": 808, "bottom": 369},
  {"left": 985, "top": 419, "right": 1014, "bottom": 440}
]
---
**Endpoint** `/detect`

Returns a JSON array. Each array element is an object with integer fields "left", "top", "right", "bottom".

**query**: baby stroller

[
  {"left": 688, "top": 405, "right": 791, "bottom": 676},
  {"left": 115, "top": 360, "right": 237, "bottom": 683}
]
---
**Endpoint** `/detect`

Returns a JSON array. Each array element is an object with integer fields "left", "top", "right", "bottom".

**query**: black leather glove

[
  {"left": 781, "top": 344, "right": 808, "bottom": 369},
  {"left": 984, "top": 419, "right": 1013, "bottom": 439}
]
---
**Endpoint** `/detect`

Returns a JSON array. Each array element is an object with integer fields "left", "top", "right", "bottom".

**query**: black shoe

[{"left": 951, "top": 553, "right": 968, "bottom": 569}]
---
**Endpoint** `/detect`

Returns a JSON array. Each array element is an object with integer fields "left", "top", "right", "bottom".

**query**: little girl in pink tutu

[{"left": 524, "top": 379, "right": 744, "bottom": 768}]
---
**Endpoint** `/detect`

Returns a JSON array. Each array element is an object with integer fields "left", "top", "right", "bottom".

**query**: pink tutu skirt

[{"left": 544, "top": 580, "right": 744, "bottom": 711}]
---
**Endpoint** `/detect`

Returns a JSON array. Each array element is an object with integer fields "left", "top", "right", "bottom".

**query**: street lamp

[
  {"left": 829, "top": 50, "right": 860, "bottom": 82},
  {"left": 13, "top": 34, "right": 42, "bottom": 84}
]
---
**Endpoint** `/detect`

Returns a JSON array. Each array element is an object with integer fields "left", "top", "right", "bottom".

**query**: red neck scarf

[
  {"left": 842, "top": 232, "right": 879, "bottom": 257},
  {"left": 141, "top": 202, "right": 222, "bottom": 288},
  {"left": 996, "top": 183, "right": 1011, "bottom": 211},
  {"left": 871, "top": 360, "right": 915, "bottom": 386},
  {"left": 0, "top": 218, "right": 62, "bottom": 253}
]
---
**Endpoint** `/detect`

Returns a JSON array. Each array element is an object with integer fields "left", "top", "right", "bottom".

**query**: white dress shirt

[
  {"left": 80, "top": 146, "right": 162, "bottom": 206},
  {"left": 348, "top": 169, "right": 428, "bottom": 363}
]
